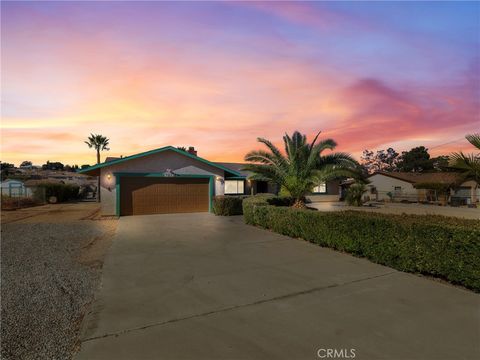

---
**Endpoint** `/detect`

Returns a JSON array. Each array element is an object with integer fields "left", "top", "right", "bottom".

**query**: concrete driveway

[{"left": 76, "top": 213, "right": 479, "bottom": 360}]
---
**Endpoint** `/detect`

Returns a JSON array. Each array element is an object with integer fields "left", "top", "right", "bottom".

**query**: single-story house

[
  {"left": 78, "top": 146, "right": 337, "bottom": 216},
  {"left": 367, "top": 171, "right": 479, "bottom": 204}
]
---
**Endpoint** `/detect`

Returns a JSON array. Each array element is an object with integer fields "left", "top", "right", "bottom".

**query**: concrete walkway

[{"left": 76, "top": 213, "right": 479, "bottom": 360}]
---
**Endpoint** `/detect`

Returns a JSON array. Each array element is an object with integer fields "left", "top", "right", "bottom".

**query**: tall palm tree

[
  {"left": 450, "top": 133, "right": 480, "bottom": 184},
  {"left": 85, "top": 134, "right": 110, "bottom": 202},
  {"left": 243, "top": 131, "right": 361, "bottom": 208}
]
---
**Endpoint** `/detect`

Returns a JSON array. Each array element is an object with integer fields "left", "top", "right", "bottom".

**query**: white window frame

[
  {"left": 224, "top": 180, "right": 245, "bottom": 195},
  {"left": 312, "top": 182, "right": 327, "bottom": 194}
]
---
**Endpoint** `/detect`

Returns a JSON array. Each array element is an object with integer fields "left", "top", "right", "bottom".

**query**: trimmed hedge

[
  {"left": 243, "top": 196, "right": 480, "bottom": 292},
  {"left": 34, "top": 183, "right": 80, "bottom": 203},
  {"left": 213, "top": 195, "right": 249, "bottom": 216}
]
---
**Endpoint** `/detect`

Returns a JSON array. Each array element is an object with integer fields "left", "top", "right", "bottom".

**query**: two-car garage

[
  {"left": 119, "top": 177, "right": 211, "bottom": 216},
  {"left": 78, "top": 146, "right": 245, "bottom": 217}
]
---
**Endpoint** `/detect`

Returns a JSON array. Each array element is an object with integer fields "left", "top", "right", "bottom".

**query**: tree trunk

[
  {"left": 97, "top": 149, "right": 101, "bottom": 203},
  {"left": 292, "top": 198, "right": 306, "bottom": 209}
]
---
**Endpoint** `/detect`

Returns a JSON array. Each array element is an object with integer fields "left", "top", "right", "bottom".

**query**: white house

[{"left": 367, "top": 172, "right": 479, "bottom": 204}]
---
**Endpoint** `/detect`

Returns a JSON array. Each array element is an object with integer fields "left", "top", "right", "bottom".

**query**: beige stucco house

[{"left": 367, "top": 171, "right": 479, "bottom": 204}]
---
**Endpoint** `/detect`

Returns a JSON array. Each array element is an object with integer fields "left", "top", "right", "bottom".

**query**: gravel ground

[{"left": 1, "top": 219, "right": 115, "bottom": 360}]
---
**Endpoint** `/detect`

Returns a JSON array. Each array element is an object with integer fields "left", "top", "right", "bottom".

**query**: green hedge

[
  {"left": 34, "top": 183, "right": 80, "bottom": 203},
  {"left": 243, "top": 196, "right": 480, "bottom": 292},
  {"left": 213, "top": 195, "right": 249, "bottom": 216}
]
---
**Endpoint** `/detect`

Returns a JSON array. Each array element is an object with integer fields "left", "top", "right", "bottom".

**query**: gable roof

[
  {"left": 214, "top": 162, "right": 250, "bottom": 177},
  {"left": 370, "top": 171, "right": 464, "bottom": 185},
  {"left": 78, "top": 146, "right": 244, "bottom": 177}
]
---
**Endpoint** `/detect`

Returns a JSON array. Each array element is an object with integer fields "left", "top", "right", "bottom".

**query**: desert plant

[
  {"left": 243, "top": 131, "right": 360, "bottom": 209},
  {"left": 345, "top": 183, "right": 366, "bottom": 206}
]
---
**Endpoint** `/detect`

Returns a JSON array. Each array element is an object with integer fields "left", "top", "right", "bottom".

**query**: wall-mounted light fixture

[{"left": 107, "top": 174, "right": 111, "bottom": 180}]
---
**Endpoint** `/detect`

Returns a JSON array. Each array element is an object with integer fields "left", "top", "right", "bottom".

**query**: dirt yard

[
  {"left": 1, "top": 202, "right": 117, "bottom": 360},
  {"left": 309, "top": 201, "right": 480, "bottom": 219}
]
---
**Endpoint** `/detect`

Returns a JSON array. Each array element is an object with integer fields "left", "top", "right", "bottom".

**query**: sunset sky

[{"left": 2, "top": 1, "right": 479, "bottom": 166}]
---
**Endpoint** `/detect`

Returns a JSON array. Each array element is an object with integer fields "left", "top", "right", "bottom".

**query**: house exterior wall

[
  {"left": 98, "top": 150, "right": 227, "bottom": 215},
  {"left": 368, "top": 174, "right": 417, "bottom": 201},
  {"left": 307, "top": 180, "right": 340, "bottom": 202}
]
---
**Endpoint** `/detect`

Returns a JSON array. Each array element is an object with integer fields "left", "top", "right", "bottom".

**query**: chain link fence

[{"left": 1, "top": 186, "right": 46, "bottom": 210}]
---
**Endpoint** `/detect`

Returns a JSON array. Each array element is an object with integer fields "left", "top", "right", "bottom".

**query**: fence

[
  {"left": 364, "top": 190, "right": 475, "bottom": 206},
  {"left": 1, "top": 186, "right": 46, "bottom": 210}
]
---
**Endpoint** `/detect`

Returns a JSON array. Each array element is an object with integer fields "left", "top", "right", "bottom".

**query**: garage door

[{"left": 120, "top": 177, "right": 210, "bottom": 216}]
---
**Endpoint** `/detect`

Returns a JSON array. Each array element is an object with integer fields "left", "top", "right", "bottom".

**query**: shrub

[
  {"left": 1, "top": 195, "right": 37, "bottom": 210},
  {"left": 213, "top": 195, "right": 249, "bottom": 216},
  {"left": 243, "top": 196, "right": 480, "bottom": 292},
  {"left": 35, "top": 183, "right": 80, "bottom": 203},
  {"left": 345, "top": 183, "right": 366, "bottom": 206}
]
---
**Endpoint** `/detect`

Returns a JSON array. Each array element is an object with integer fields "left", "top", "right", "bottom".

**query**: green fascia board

[
  {"left": 78, "top": 146, "right": 243, "bottom": 177},
  {"left": 114, "top": 172, "right": 215, "bottom": 216},
  {"left": 224, "top": 176, "right": 246, "bottom": 180}
]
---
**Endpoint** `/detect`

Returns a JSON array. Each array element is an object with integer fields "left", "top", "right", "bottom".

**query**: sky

[{"left": 1, "top": 1, "right": 479, "bottom": 166}]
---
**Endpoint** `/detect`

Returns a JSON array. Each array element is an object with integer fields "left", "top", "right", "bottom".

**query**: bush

[
  {"left": 213, "top": 195, "right": 249, "bottom": 216},
  {"left": 345, "top": 183, "right": 366, "bottom": 206},
  {"left": 35, "top": 183, "right": 80, "bottom": 203},
  {"left": 1, "top": 195, "right": 37, "bottom": 210},
  {"left": 243, "top": 196, "right": 480, "bottom": 292}
]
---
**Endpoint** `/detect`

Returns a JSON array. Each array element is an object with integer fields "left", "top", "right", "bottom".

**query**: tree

[
  {"left": 42, "top": 161, "right": 64, "bottom": 171},
  {"left": 84, "top": 134, "right": 110, "bottom": 202},
  {"left": 20, "top": 161, "right": 32, "bottom": 167},
  {"left": 1, "top": 162, "right": 15, "bottom": 179},
  {"left": 450, "top": 133, "right": 480, "bottom": 184},
  {"left": 397, "top": 146, "right": 434, "bottom": 172},
  {"left": 361, "top": 148, "right": 399, "bottom": 174},
  {"left": 243, "top": 131, "right": 361, "bottom": 208}
]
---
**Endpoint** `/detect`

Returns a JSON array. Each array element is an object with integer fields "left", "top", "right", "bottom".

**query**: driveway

[{"left": 76, "top": 213, "right": 479, "bottom": 360}]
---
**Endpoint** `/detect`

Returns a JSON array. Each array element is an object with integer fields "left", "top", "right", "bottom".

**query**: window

[
  {"left": 224, "top": 180, "right": 244, "bottom": 195},
  {"left": 312, "top": 182, "right": 327, "bottom": 193}
]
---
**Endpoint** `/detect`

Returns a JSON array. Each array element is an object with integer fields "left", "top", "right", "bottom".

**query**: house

[
  {"left": 0, "top": 179, "right": 33, "bottom": 197},
  {"left": 367, "top": 171, "right": 479, "bottom": 204},
  {"left": 78, "top": 146, "right": 273, "bottom": 216}
]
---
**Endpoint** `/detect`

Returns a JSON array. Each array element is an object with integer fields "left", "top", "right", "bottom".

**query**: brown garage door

[{"left": 120, "top": 177, "right": 209, "bottom": 216}]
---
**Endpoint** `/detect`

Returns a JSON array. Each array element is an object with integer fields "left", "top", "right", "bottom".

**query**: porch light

[{"left": 107, "top": 174, "right": 111, "bottom": 180}]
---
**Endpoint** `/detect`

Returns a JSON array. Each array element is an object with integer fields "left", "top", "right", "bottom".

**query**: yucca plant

[
  {"left": 345, "top": 183, "right": 367, "bottom": 206},
  {"left": 243, "top": 131, "right": 361, "bottom": 208}
]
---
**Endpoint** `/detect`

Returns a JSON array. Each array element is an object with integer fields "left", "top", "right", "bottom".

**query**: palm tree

[
  {"left": 450, "top": 133, "right": 480, "bottom": 184},
  {"left": 243, "top": 131, "right": 361, "bottom": 208},
  {"left": 85, "top": 134, "right": 110, "bottom": 202}
]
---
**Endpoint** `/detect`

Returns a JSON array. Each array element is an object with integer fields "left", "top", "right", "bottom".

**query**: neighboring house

[
  {"left": 307, "top": 180, "right": 342, "bottom": 202},
  {"left": 367, "top": 172, "right": 479, "bottom": 204},
  {"left": 79, "top": 146, "right": 284, "bottom": 216},
  {"left": 0, "top": 179, "right": 32, "bottom": 197}
]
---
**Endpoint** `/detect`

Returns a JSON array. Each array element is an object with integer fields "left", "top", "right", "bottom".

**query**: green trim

[
  {"left": 78, "top": 146, "right": 242, "bottom": 177},
  {"left": 115, "top": 177, "right": 120, "bottom": 217},
  {"left": 225, "top": 176, "right": 246, "bottom": 180},
  {"left": 114, "top": 172, "right": 215, "bottom": 216}
]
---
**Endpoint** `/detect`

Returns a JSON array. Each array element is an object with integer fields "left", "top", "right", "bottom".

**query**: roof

[
  {"left": 370, "top": 171, "right": 465, "bottom": 186},
  {"left": 214, "top": 162, "right": 250, "bottom": 177},
  {"left": 78, "top": 146, "right": 244, "bottom": 177}
]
